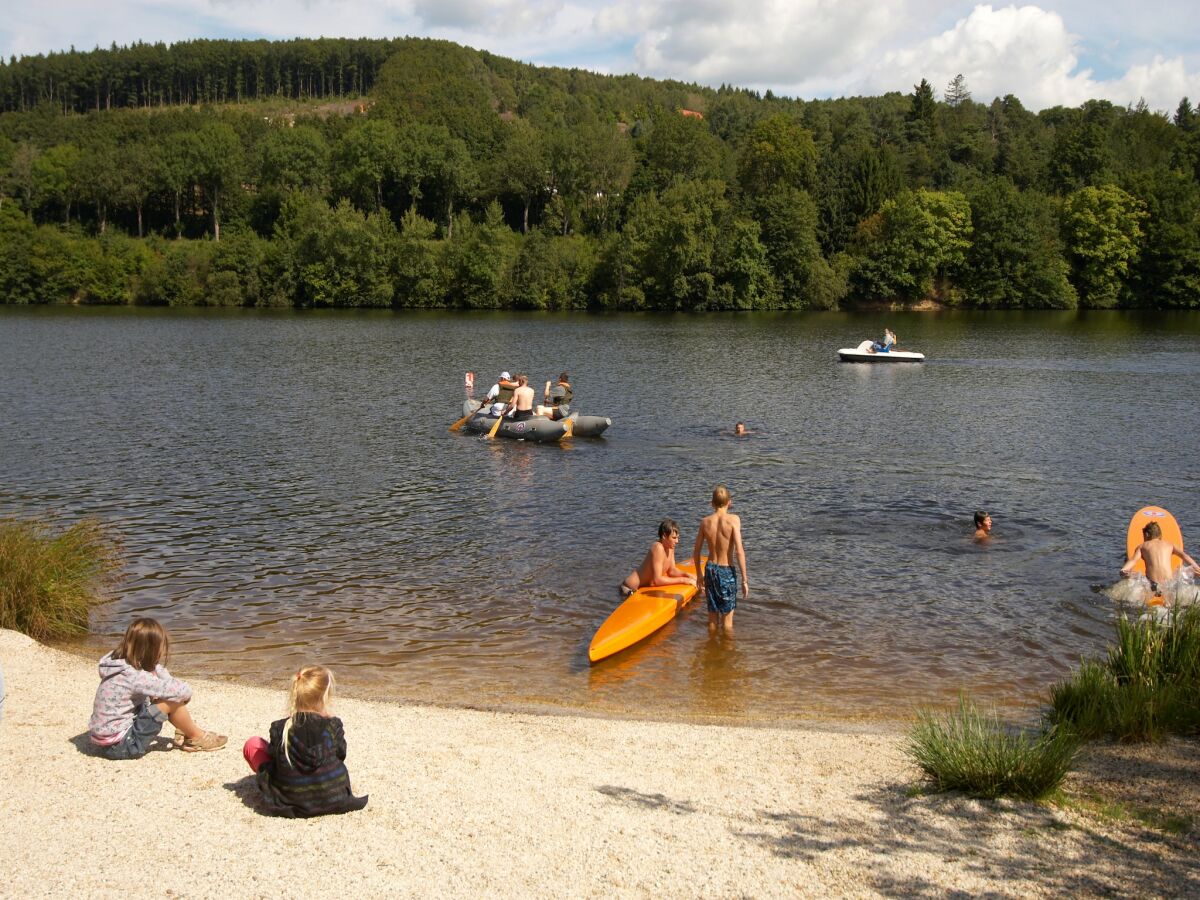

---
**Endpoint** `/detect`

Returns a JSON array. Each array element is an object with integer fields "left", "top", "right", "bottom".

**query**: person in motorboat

[
  {"left": 536, "top": 372, "right": 573, "bottom": 420},
  {"left": 483, "top": 371, "right": 518, "bottom": 416},
  {"left": 973, "top": 510, "right": 993, "bottom": 541},
  {"left": 1121, "top": 521, "right": 1200, "bottom": 603},
  {"left": 501, "top": 374, "right": 537, "bottom": 421},
  {"left": 620, "top": 519, "right": 698, "bottom": 598},
  {"left": 869, "top": 329, "right": 897, "bottom": 353}
]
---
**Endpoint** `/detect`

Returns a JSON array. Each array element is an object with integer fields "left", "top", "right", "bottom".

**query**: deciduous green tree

[{"left": 1060, "top": 183, "right": 1145, "bottom": 307}]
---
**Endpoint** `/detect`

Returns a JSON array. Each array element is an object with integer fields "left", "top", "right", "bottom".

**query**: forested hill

[{"left": 2, "top": 37, "right": 1199, "bottom": 311}]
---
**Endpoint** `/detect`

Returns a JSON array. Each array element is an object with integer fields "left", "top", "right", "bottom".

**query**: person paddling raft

[
  {"left": 620, "top": 519, "right": 697, "bottom": 598},
  {"left": 1121, "top": 521, "right": 1200, "bottom": 602},
  {"left": 500, "top": 374, "right": 536, "bottom": 421},
  {"left": 536, "top": 372, "right": 573, "bottom": 420},
  {"left": 482, "top": 371, "right": 518, "bottom": 417}
]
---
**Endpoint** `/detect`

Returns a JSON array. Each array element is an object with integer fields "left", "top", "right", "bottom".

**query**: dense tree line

[{"left": 2, "top": 37, "right": 1200, "bottom": 310}]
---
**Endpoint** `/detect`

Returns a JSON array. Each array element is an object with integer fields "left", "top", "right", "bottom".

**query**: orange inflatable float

[{"left": 589, "top": 558, "right": 706, "bottom": 663}]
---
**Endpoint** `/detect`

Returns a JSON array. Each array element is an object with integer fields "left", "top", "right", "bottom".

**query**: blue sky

[{"left": 3, "top": 1, "right": 1198, "bottom": 113}]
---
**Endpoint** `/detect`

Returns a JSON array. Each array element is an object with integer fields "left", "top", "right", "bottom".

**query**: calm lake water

[{"left": 3, "top": 306, "right": 1200, "bottom": 726}]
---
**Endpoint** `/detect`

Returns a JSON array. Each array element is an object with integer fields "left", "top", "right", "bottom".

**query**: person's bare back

[
  {"left": 621, "top": 519, "right": 696, "bottom": 596},
  {"left": 1129, "top": 538, "right": 1196, "bottom": 585},
  {"left": 693, "top": 485, "right": 748, "bottom": 633},
  {"left": 1121, "top": 521, "right": 1200, "bottom": 590},
  {"left": 697, "top": 508, "right": 740, "bottom": 567}
]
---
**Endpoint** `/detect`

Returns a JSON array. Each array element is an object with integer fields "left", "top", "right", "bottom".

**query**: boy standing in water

[
  {"left": 694, "top": 485, "right": 748, "bottom": 634},
  {"left": 1121, "top": 521, "right": 1200, "bottom": 599},
  {"left": 620, "top": 519, "right": 697, "bottom": 597}
]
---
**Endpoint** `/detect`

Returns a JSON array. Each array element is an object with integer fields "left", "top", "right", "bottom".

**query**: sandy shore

[{"left": 1, "top": 629, "right": 1196, "bottom": 898}]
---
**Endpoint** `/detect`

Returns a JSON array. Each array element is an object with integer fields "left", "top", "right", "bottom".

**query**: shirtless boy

[
  {"left": 1121, "top": 521, "right": 1200, "bottom": 598},
  {"left": 693, "top": 485, "right": 748, "bottom": 634},
  {"left": 973, "top": 510, "right": 993, "bottom": 541},
  {"left": 620, "top": 519, "right": 697, "bottom": 597},
  {"left": 504, "top": 374, "right": 536, "bottom": 421}
]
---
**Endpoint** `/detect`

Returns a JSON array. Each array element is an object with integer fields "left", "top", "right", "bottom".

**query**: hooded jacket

[
  {"left": 255, "top": 713, "right": 369, "bottom": 818},
  {"left": 88, "top": 653, "right": 192, "bottom": 745}
]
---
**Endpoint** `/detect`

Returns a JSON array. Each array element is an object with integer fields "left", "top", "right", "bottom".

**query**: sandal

[{"left": 180, "top": 731, "right": 228, "bottom": 752}]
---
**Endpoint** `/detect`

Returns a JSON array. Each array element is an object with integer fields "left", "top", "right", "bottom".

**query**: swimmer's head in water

[
  {"left": 1144, "top": 521, "right": 1162, "bottom": 540},
  {"left": 734, "top": 422, "right": 746, "bottom": 435},
  {"left": 658, "top": 518, "right": 680, "bottom": 540},
  {"left": 974, "top": 510, "right": 989, "bottom": 528}
]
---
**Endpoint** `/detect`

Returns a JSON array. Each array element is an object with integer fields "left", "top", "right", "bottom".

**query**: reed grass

[
  {"left": 0, "top": 517, "right": 120, "bottom": 640},
  {"left": 1048, "top": 607, "right": 1200, "bottom": 741},
  {"left": 906, "top": 696, "right": 1079, "bottom": 800}
]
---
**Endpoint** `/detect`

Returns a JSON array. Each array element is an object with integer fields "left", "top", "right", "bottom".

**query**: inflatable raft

[
  {"left": 461, "top": 400, "right": 612, "bottom": 439},
  {"left": 837, "top": 339, "right": 925, "bottom": 363},
  {"left": 589, "top": 557, "right": 706, "bottom": 663}
]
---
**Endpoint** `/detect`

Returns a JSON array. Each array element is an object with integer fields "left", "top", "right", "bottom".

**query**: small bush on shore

[
  {"left": 1048, "top": 609, "right": 1200, "bottom": 741},
  {"left": 906, "top": 697, "right": 1079, "bottom": 800},
  {"left": 0, "top": 517, "right": 120, "bottom": 640}
]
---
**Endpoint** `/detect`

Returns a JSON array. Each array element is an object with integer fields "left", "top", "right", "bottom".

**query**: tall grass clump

[
  {"left": 1048, "top": 608, "right": 1200, "bottom": 741},
  {"left": 0, "top": 517, "right": 120, "bottom": 640},
  {"left": 906, "top": 696, "right": 1079, "bottom": 800}
]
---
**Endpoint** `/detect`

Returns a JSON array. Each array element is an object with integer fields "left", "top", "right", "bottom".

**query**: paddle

[
  {"left": 562, "top": 416, "right": 574, "bottom": 438},
  {"left": 487, "top": 406, "right": 506, "bottom": 439},
  {"left": 448, "top": 403, "right": 480, "bottom": 433}
]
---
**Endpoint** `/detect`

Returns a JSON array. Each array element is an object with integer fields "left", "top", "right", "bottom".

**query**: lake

[{"left": 3, "top": 305, "right": 1199, "bottom": 726}]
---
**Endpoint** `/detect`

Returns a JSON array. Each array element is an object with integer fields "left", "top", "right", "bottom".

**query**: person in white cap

[{"left": 484, "top": 371, "right": 518, "bottom": 416}]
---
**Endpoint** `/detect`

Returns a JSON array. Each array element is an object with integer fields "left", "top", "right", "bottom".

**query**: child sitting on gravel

[
  {"left": 88, "top": 618, "right": 227, "bottom": 758},
  {"left": 243, "top": 665, "right": 368, "bottom": 818}
]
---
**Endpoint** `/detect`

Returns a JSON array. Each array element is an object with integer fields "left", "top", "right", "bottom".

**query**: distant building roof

[{"left": 679, "top": 108, "right": 704, "bottom": 119}]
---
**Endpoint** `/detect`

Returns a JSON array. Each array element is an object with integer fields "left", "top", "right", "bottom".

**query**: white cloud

[{"left": 849, "top": 5, "right": 1200, "bottom": 112}]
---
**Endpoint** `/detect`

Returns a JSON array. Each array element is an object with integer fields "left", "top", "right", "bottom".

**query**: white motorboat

[{"left": 837, "top": 339, "right": 925, "bottom": 363}]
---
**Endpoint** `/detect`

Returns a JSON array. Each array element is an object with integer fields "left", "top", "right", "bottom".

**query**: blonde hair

[
  {"left": 113, "top": 618, "right": 169, "bottom": 672},
  {"left": 281, "top": 665, "right": 335, "bottom": 765},
  {"left": 712, "top": 485, "right": 731, "bottom": 509}
]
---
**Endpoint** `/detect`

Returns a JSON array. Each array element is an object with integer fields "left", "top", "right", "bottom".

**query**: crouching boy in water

[
  {"left": 694, "top": 485, "right": 748, "bottom": 634},
  {"left": 620, "top": 519, "right": 697, "bottom": 597},
  {"left": 1121, "top": 521, "right": 1200, "bottom": 604}
]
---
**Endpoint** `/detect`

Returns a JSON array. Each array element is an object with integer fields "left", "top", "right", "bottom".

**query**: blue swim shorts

[{"left": 704, "top": 563, "right": 739, "bottom": 615}]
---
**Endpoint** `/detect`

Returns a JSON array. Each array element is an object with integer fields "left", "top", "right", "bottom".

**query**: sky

[{"left": 3, "top": 1, "right": 1198, "bottom": 113}]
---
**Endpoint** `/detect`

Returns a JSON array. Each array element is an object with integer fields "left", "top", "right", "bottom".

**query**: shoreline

[{"left": 2, "top": 628, "right": 1197, "bottom": 896}]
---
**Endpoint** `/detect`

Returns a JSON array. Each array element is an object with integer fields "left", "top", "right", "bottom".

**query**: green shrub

[
  {"left": 1047, "top": 659, "right": 1116, "bottom": 739},
  {"left": 0, "top": 517, "right": 120, "bottom": 640},
  {"left": 907, "top": 696, "right": 1079, "bottom": 800},
  {"left": 1049, "top": 608, "right": 1200, "bottom": 741}
]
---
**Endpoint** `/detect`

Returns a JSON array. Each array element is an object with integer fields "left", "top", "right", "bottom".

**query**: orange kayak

[
  {"left": 1125, "top": 506, "right": 1184, "bottom": 606},
  {"left": 589, "top": 558, "right": 706, "bottom": 663}
]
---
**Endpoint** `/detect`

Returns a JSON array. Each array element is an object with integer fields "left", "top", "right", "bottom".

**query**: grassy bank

[
  {"left": 1049, "top": 607, "right": 1200, "bottom": 741},
  {"left": 0, "top": 517, "right": 120, "bottom": 640}
]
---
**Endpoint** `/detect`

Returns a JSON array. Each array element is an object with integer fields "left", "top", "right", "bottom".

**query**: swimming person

[
  {"left": 973, "top": 511, "right": 993, "bottom": 541},
  {"left": 243, "top": 666, "right": 368, "bottom": 818},
  {"left": 734, "top": 422, "right": 747, "bottom": 436},
  {"left": 620, "top": 519, "right": 698, "bottom": 597},
  {"left": 1121, "top": 521, "right": 1200, "bottom": 602},
  {"left": 88, "top": 618, "right": 227, "bottom": 758},
  {"left": 693, "top": 485, "right": 748, "bottom": 635}
]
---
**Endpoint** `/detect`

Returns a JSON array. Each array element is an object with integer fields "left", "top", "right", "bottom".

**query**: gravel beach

[{"left": 1, "top": 628, "right": 1196, "bottom": 897}]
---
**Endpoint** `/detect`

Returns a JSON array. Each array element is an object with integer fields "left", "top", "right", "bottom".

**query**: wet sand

[{"left": 1, "top": 629, "right": 1196, "bottom": 897}]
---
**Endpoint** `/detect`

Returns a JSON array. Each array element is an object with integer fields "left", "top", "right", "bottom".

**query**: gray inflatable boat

[{"left": 460, "top": 401, "right": 612, "bottom": 440}]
